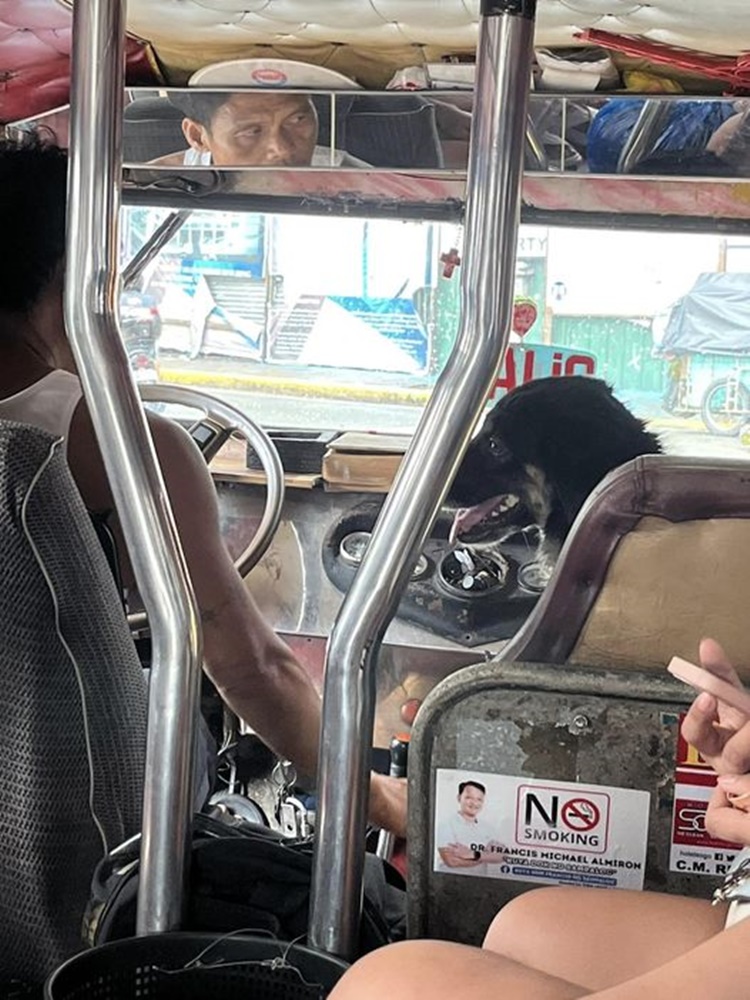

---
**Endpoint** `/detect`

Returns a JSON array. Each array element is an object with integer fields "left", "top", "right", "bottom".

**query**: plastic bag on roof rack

[
  {"left": 386, "top": 64, "right": 476, "bottom": 90},
  {"left": 623, "top": 70, "right": 684, "bottom": 94},
  {"left": 534, "top": 47, "right": 620, "bottom": 92},
  {"left": 587, "top": 99, "right": 736, "bottom": 174},
  {"left": 386, "top": 49, "right": 615, "bottom": 93}
]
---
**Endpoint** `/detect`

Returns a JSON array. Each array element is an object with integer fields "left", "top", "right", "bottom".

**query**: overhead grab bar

[
  {"left": 309, "top": 0, "right": 538, "bottom": 960},
  {"left": 66, "top": 0, "right": 202, "bottom": 935}
]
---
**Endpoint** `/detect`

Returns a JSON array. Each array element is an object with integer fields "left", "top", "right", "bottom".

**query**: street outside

[
  {"left": 658, "top": 424, "right": 749, "bottom": 461},
  {"left": 217, "top": 389, "right": 750, "bottom": 461},
  {"left": 219, "top": 387, "right": 421, "bottom": 433},
  {"left": 153, "top": 352, "right": 750, "bottom": 463}
]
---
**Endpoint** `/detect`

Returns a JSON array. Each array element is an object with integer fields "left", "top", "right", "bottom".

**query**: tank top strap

[{"left": 0, "top": 370, "right": 83, "bottom": 451}]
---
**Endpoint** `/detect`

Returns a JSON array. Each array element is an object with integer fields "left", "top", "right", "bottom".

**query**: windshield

[{"left": 122, "top": 206, "right": 750, "bottom": 460}]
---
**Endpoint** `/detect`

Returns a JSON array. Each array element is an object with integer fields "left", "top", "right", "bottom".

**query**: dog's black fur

[{"left": 448, "top": 376, "right": 662, "bottom": 559}]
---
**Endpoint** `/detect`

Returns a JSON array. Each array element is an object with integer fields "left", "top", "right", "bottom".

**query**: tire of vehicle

[{"left": 700, "top": 378, "right": 750, "bottom": 437}]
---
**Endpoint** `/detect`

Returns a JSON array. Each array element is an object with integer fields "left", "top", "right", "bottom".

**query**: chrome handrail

[
  {"left": 617, "top": 99, "right": 672, "bottom": 174},
  {"left": 309, "top": 0, "right": 538, "bottom": 959},
  {"left": 66, "top": 0, "right": 202, "bottom": 935}
]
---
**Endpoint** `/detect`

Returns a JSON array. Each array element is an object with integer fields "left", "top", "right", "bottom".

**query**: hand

[
  {"left": 706, "top": 775, "right": 750, "bottom": 845},
  {"left": 483, "top": 840, "right": 509, "bottom": 864},
  {"left": 680, "top": 638, "right": 750, "bottom": 775},
  {"left": 368, "top": 772, "right": 407, "bottom": 839},
  {"left": 444, "top": 842, "right": 476, "bottom": 862}
]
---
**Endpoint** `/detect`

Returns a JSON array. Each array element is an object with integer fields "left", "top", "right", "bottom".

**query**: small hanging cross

[{"left": 440, "top": 247, "right": 462, "bottom": 278}]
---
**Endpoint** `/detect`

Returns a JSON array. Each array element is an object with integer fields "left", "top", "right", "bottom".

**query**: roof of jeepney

[
  {"left": 2, "top": 1, "right": 748, "bottom": 122},
  {"left": 121, "top": 0, "right": 749, "bottom": 78}
]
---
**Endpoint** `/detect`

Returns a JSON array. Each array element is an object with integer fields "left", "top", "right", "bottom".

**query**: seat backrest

[
  {"left": 407, "top": 657, "right": 709, "bottom": 944},
  {"left": 343, "top": 94, "right": 443, "bottom": 168},
  {"left": 0, "top": 420, "right": 147, "bottom": 988},
  {"left": 123, "top": 96, "right": 186, "bottom": 162},
  {"left": 500, "top": 454, "right": 750, "bottom": 674}
]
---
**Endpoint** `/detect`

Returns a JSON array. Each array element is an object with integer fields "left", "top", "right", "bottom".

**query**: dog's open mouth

[{"left": 449, "top": 493, "right": 521, "bottom": 545}]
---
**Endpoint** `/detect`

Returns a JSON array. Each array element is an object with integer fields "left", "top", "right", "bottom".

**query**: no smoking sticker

[
  {"left": 515, "top": 784, "right": 611, "bottom": 853},
  {"left": 434, "top": 770, "right": 649, "bottom": 890},
  {"left": 562, "top": 798, "right": 600, "bottom": 832}
]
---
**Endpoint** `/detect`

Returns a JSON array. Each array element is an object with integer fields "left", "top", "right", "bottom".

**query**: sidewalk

[
  {"left": 158, "top": 353, "right": 433, "bottom": 405},
  {"left": 157, "top": 353, "right": 706, "bottom": 432}
]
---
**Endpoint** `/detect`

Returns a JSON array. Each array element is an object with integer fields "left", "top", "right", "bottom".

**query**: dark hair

[
  {"left": 0, "top": 132, "right": 68, "bottom": 313},
  {"left": 166, "top": 92, "right": 233, "bottom": 128},
  {"left": 458, "top": 780, "right": 486, "bottom": 796}
]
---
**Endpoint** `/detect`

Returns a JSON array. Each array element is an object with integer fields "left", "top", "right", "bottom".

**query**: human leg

[
  {"left": 328, "top": 940, "right": 589, "bottom": 1000},
  {"left": 484, "top": 886, "right": 726, "bottom": 991}
]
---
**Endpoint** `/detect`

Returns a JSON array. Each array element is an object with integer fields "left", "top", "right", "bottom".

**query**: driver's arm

[
  {"left": 149, "top": 414, "right": 323, "bottom": 779},
  {"left": 148, "top": 416, "right": 405, "bottom": 836}
]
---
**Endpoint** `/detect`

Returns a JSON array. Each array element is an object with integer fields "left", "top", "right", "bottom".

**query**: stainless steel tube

[
  {"left": 309, "top": 0, "right": 537, "bottom": 958},
  {"left": 66, "top": 0, "right": 202, "bottom": 934},
  {"left": 525, "top": 116, "right": 549, "bottom": 171},
  {"left": 617, "top": 100, "right": 671, "bottom": 173},
  {"left": 123, "top": 210, "right": 192, "bottom": 289},
  {"left": 374, "top": 735, "right": 409, "bottom": 862}
]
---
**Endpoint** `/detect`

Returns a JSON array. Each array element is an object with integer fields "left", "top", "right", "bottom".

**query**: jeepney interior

[{"left": 3, "top": 0, "right": 750, "bottom": 991}]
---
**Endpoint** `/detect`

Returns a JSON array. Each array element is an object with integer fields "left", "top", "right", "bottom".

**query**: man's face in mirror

[{"left": 183, "top": 93, "right": 319, "bottom": 167}]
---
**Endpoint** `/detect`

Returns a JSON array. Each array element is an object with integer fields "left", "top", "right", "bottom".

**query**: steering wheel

[{"left": 127, "top": 383, "right": 285, "bottom": 631}]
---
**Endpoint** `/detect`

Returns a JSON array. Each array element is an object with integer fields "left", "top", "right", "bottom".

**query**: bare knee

[
  {"left": 329, "top": 940, "right": 484, "bottom": 999},
  {"left": 330, "top": 941, "right": 443, "bottom": 999},
  {"left": 484, "top": 887, "right": 582, "bottom": 957}
]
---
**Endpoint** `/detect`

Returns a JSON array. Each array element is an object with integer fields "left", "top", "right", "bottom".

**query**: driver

[
  {"left": 0, "top": 133, "right": 404, "bottom": 836},
  {"left": 150, "top": 90, "right": 368, "bottom": 168}
]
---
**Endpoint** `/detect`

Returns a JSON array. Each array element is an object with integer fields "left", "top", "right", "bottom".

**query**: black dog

[{"left": 448, "top": 376, "right": 661, "bottom": 563}]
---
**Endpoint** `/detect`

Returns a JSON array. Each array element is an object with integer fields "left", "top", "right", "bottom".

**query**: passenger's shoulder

[
  {"left": 146, "top": 412, "right": 220, "bottom": 519},
  {"left": 148, "top": 150, "right": 187, "bottom": 167},
  {"left": 147, "top": 411, "right": 205, "bottom": 468}
]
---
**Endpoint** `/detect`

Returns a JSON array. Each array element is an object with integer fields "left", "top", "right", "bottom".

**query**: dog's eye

[{"left": 487, "top": 435, "right": 504, "bottom": 454}]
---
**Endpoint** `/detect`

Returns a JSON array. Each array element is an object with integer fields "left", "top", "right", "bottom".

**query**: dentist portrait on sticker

[{"left": 436, "top": 779, "right": 507, "bottom": 877}]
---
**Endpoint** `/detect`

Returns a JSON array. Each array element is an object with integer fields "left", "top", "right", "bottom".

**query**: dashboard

[
  {"left": 321, "top": 496, "right": 543, "bottom": 646},
  {"left": 214, "top": 478, "right": 544, "bottom": 649}
]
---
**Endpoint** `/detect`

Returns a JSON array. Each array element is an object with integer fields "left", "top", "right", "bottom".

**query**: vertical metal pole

[
  {"left": 309, "top": 0, "right": 537, "bottom": 959},
  {"left": 66, "top": 0, "right": 202, "bottom": 934},
  {"left": 616, "top": 99, "right": 671, "bottom": 174},
  {"left": 559, "top": 97, "right": 568, "bottom": 172}
]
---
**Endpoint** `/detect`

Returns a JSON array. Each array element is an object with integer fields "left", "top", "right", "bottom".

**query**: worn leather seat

[{"left": 500, "top": 454, "right": 750, "bottom": 676}]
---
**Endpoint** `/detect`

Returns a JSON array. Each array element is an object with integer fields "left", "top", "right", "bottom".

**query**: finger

[
  {"left": 700, "top": 637, "right": 745, "bottom": 689},
  {"left": 719, "top": 726, "right": 750, "bottom": 776},
  {"left": 705, "top": 802, "right": 750, "bottom": 844},
  {"left": 681, "top": 692, "right": 724, "bottom": 759},
  {"left": 717, "top": 774, "right": 750, "bottom": 810},
  {"left": 717, "top": 774, "right": 750, "bottom": 794},
  {"left": 706, "top": 784, "right": 733, "bottom": 832},
  {"left": 707, "top": 783, "right": 732, "bottom": 813}
]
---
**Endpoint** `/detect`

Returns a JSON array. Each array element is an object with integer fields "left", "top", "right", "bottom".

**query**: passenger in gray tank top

[{"left": 0, "top": 133, "right": 406, "bottom": 837}]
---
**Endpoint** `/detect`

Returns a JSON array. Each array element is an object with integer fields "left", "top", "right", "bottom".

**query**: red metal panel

[{"left": 0, "top": 0, "right": 158, "bottom": 124}]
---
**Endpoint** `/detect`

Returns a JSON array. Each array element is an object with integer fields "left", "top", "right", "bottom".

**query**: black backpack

[{"left": 84, "top": 814, "right": 405, "bottom": 955}]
